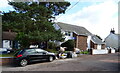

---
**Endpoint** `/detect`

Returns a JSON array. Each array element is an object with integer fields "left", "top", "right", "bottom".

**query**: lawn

[{"left": 0, "top": 53, "right": 14, "bottom": 57}]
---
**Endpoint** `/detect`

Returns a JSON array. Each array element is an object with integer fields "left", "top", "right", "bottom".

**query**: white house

[
  {"left": 87, "top": 35, "right": 107, "bottom": 54},
  {"left": 104, "top": 29, "right": 120, "bottom": 52},
  {"left": 53, "top": 22, "right": 92, "bottom": 51},
  {"left": 53, "top": 22, "right": 108, "bottom": 54}
]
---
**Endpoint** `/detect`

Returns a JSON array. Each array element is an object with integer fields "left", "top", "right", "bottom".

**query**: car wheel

[
  {"left": 48, "top": 56, "right": 54, "bottom": 62},
  {"left": 20, "top": 59, "right": 28, "bottom": 67}
]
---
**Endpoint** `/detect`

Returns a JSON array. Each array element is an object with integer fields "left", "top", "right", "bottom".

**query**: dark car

[
  {"left": 14, "top": 48, "right": 56, "bottom": 67},
  {"left": 0, "top": 48, "right": 13, "bottom": 54}
]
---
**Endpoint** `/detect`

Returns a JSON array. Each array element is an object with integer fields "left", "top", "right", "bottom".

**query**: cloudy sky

[{"left": 0, "top": 0, "right": 119, "bottom": 40}]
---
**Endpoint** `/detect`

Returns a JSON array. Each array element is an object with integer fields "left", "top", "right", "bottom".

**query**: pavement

[{"left": 1, "top": 53, "right": 119, "bottom": 71}]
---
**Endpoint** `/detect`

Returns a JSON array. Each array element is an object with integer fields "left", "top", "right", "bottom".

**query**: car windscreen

[{"left": 14, "top": 50, "right": 24, "bottom": 56}]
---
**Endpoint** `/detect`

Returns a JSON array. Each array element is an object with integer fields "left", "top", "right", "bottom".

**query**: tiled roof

[
  {"left": 91, "top": 35, "right": 105, "bottom": 44},
  {"left": 2, "top": 31, "right": 17, "bottom": 40},
  {"left": 56, "top": 22, "right": 92, "bottom": 36}
]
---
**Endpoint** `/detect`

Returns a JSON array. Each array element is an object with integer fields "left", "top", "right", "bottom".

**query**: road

[{"left": 2, "top": 53, "right": 119, "bottom": 71}]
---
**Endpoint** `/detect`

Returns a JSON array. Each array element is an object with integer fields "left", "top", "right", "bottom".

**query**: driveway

[{"left": 2, "top": 53, "right": 119, "bottom": 71}]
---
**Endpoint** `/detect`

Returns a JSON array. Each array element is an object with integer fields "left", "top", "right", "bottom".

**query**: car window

[
  {"left": 35, "top": 49, "right": 46, "bottom": 53},
  {"left": 26, "top": 49, "right": 36, "bottom": 54}
]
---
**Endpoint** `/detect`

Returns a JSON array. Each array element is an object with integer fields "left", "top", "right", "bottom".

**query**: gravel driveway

[{"left": 2, "top": 53, "right": 119, "bottom": 71}]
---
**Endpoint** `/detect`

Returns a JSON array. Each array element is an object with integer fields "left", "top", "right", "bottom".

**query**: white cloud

[
  {"left": 0, "top": 0, "right": 14, "bottom": 12},
  {"left": 56, "top": 0, "right": 118, "bottom": 39}
]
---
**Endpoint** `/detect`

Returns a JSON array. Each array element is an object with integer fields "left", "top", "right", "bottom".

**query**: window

[
  {"left": 65, "top": 31, "right": 71, "bottom": 36},
  {"left": 26, "top": 49, "right": 36, "bottom": 54}
]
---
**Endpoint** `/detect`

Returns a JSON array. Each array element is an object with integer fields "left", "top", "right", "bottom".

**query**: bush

[
  {"left": 48, "top": 42, "right": 57, "bottom": 49},
  {"left": 61, "top": 40, "right": 75, "bottom": 51},
  {"left": 80, "top": 51, "right": 89, "bottom": 54},
  {"left": 46, "top": 48, "right": 58, "bottom": 53}
]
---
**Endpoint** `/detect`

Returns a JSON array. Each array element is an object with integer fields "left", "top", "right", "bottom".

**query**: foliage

[
  {"left": 0, "top": 53, "right": 14, "bottom": 57},
  {"left": 2, "top": 1, "right": 70, "bottom": 49},
  {"left": 46, "top": 48, "right": 58, "bottom": 53},
  {"left": 48, "top": 42, "right": 57, "bottom": 49},
  {"left": 80, "top": 51, "right": 89, "bottom": 54},
  {"left": 61, "top": 40, "right": 75, "bottom": 51}
]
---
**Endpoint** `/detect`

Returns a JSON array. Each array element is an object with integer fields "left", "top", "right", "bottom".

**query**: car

[
  {"left": 14, "top": 48, "right": 56, "bottom": 67},
  {"left": 58, "top": 53, "right": 67, "bottom": 59},
  {"left": 0, "top": 48, "right": 12, "bottom": 54}
]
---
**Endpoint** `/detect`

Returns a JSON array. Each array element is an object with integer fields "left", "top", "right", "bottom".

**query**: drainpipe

[{"left": 76, "top": 36, "right": 78, "bottom": 48}]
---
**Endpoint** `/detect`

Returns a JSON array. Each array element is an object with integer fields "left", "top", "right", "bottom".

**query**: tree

[
  {"left": 2, "top": 1, "right": 70, "bottom": 49},
  {"left": 61, "top": 40, "right": 75, "bottom": 51}
]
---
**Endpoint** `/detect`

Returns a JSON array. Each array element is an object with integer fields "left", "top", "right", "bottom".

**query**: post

[{"left": 0, "top": 15, "right": 2, "bottom": 48}]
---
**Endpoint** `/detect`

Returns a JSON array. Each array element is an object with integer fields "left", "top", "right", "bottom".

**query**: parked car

[
  {"left": 0, "top": 48, "right": 13, "bottom": 54},
  {"left": 57, "top": 52, "right": 67, "bottom": 59},
  {"left": 14, "top": 48, "right": 56, "bottom": 67}
]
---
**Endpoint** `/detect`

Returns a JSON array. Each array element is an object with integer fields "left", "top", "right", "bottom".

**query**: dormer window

[{"left": 65, "top": 31, "right": 71, "bottom": 36}]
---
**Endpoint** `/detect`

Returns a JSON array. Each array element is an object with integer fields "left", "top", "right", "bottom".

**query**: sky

[{"left": 0, "top": 0, "right": 119, "bottom": 40}]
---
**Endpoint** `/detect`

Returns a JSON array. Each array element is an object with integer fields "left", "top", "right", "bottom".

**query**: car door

[
  {"left": 25, "top": 49, "right": 39, "bottom": 62},
  {"left": 35, "top": 49, "right": 48, "bottom": 60}
]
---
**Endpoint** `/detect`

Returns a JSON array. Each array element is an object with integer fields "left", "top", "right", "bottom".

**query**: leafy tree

[
  {"left": 61, "top": 40, "right": 75, "bottom": 51},
  {"left": 2, "top": 1, "right": 70, "bottom": 49}
]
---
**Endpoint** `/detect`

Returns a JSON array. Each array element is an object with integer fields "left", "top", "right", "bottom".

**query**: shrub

[
  {"left": 80, "top": 51, "right": 89, "bottom": 54},
  {"left": 46, "top": 48, "right": 58, "bottom": 53},
  {"left": 61, "top": 40, "right": 75, "bottom": 51},
  {"left": 48, "top": 42, "right": 57, "bottom": 49}
]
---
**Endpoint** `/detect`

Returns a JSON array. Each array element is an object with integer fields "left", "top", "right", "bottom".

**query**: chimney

[{"left": 110, "top": 28, "right": 115, "bottom": 34}]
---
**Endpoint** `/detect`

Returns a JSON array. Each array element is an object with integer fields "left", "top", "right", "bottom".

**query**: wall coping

[{"left": 0, "top": 57, "right": 14, "bottom": 58}]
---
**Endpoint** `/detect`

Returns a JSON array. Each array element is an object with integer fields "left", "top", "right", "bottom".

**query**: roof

[
  {"left": 2, "top": 31, "right": 17, "bottom": 40},
  {"left": 56, "top": 22, "right": 92, "bottom": 36},
  {"left": 91, "top": 35, "right": 105, "bottom": 44},
  {"left": 104, "top": 33, "right": 120, "bottom": 48}
]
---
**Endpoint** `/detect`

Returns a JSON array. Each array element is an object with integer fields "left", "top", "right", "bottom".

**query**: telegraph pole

[{"left": 0, "top": 12, "right": 2, "bottom": 48}]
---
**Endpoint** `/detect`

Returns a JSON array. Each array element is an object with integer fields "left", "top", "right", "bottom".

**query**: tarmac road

[{"left": 2, "top": 53, "right": 119, "bottom": 71}]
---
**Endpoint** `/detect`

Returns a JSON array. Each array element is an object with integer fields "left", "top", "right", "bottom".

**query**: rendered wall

[{"left": 92, "top": 49, "right": 108, "bottom": 54}]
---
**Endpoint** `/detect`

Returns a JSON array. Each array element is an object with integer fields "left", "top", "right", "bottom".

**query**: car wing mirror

[{"left": 43, "top": 52, "right": 47, "bottom": 54}]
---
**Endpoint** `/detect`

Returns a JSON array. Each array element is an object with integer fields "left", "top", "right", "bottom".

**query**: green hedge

[
  {"left": 61, "top": 40, "right": 75, "bottom": 51},
  {"left": 80, "top": 51, "right": 89, "bottom": 54}
]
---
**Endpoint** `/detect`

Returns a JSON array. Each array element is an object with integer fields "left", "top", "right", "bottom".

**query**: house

[
  {"left": 104, "top": 29, "right": 120, "bottom": 52},
  {"left": 54, "top": 22, "right": 92, "bottom": 51},
  {"left": 2, "top": 30, "right": 19, "bottom": 49},
  {"left": 87, "top": 35, "right": 106, "bottom": 50},
  {"left": 87, "top": 35, "right": 107, "bottom": 54}
]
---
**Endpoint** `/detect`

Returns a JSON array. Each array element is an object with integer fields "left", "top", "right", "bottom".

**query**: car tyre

[
  {"left": 20, "top": 59, "right": 28, "bottom": 67},
  {"left": 48, "top": 56, "right": 54, "bottom": 62}
]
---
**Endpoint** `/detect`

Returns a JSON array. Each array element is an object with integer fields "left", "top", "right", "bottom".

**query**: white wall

[
  {"left": 92, "top": 49, "right": 108, "bottom": 54},
  {"left": 97, "top": 45, "right": 101, "bottom": 50},
  {"left": 111, "top": 49, "right": 115, "bottom": 53},
  {"left": 87, "top": 36, "right": 91, "bottom": 49},
  {"left": 3, "top": 40, "right": 11, "bottom": 48}
]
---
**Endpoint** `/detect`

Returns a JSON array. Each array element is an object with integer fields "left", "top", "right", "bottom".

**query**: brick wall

[
  {"left": 0, "top": 57, "right": 14, "bottom": 65},
  {"left": 73, "top": 33, "right": 88, "bottom": 50},
  {"left": 77, "top": 36, "right": 87, "bottom": 51},
  {"left": 94, "top": 44, "right": 97, "bottom": 49},
  {"left": 101, "top": 44, "right": 106, "bottom": 49},
  {"left": 90, "top": 40, "right": 97, "bottom": 49}
]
